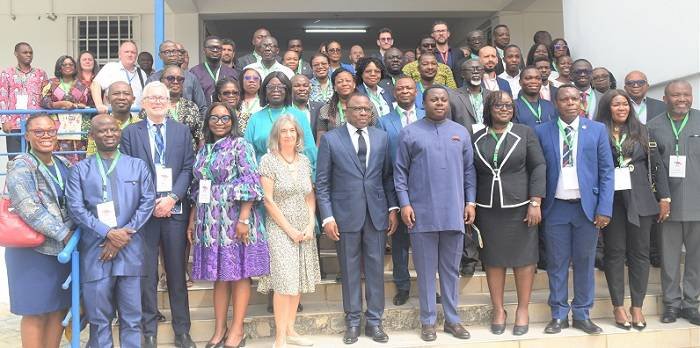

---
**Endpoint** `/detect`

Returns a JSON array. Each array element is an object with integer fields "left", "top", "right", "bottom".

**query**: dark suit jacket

[
  {"left": 376, "top": 108, "right": 426, "bottom": 163},
  {"left": 296, "top": 101, "right": 324, "bottom": 142},
  {"left": 316, "top": 125, "right": 397, "bottom": 232},
  {"left": 120, "top": 118, "right": 195, "bottom": 206},
  {"left": 646, "top": 97, "right": 666, "bottom": 122},
  {"left": 485, "top": 77, "right": 513, "bottom": 97},
  {"left": 447, "top": 86, "right": 490, "bottom": 132},
  {"left": 535, "top": 117, "right": 615, "bottom": 221},
  {"left": 357, "top": 83, "right": 395, "bottom": 116},
  {"left": 472, "top": 124, "right": 546, "bottom": 207},
  {"left": 514, "top": 97, "right": 558, "bottom": 129},
  {"left": 436, "top": 47, "right": 463, "bottom": 86}
]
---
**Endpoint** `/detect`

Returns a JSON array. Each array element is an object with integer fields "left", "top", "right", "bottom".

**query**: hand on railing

[{"left": 58, "top": 228, "right": 81, "bottom": 264}]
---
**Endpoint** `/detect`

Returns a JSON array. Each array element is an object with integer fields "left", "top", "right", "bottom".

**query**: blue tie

[{"left": 154, "top": 123, "right": 164, "bottom": 164}]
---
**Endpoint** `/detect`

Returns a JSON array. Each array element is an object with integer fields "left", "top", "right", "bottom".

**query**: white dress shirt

[
  {"left": 483, "top": 74, "right": 500, "bottom": 92},
  {"left": 244, "top": 61, "right": 295, "bottom": 80},
  {"left": 554, "top": 117, "right": 581, "bottom": 199},
  {"left": 395, "top": 104, "right": 417, "bottom": 128},
  {"left": 632, "top": 97, "right": 648, "bottom": 124},
  {"left": 94, "top": 61, "right": 148, "bottom": 104},
  {"left": 346, "top": 122, "right": 370, "bottom": 168},
  {"left": 146, "top": 117, "right": 167, "bottom": 164},
  {"left": 498, "top": 71, "right": 521, "bottom": 97}
]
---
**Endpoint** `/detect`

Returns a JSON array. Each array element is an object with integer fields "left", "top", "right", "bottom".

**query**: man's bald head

[
  {"left": 90, "top": 114, "right": 121, "bottom": 153},
  {"left": 90, "top": 114, "right": 117, "bottom": 132}
]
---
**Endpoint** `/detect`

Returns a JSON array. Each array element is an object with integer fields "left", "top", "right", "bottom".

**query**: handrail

[
  {"left": 58, "top": 228, "right": 81, "bottom": 348},
  {"left": 0, "top": 107, "right": 141, "bottom": 115}
]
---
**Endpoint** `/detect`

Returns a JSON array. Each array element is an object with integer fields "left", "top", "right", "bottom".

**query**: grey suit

[
  {"left": 648, "top": 109, "right": 700, "bottom": 310},
  {"left": 447, "top": 86, "right": 490, "bottom": 133},
  {"left": 316, "top": 125, "right": 397, "bottom": 327}
]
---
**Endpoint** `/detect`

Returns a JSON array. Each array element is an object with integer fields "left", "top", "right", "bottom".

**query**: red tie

[{"left": 580, "top": 91, "right": 589, "bottom": 118}]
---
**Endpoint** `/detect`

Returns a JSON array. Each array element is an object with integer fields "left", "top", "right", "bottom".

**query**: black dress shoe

[
  {"left": 680, "top": 308, "right": 700, "bottom": 325},
  {"left": 490, "top": 310, "right": 507, "bottom": 335},
  {"left": 174, "top": 333, "right": 197, "bottom": 348},
  {"left": 444, "top": 322, "right": 470, "bottom": 339},
  {"left": 572, "top": 319, "right": 602, "bottom": 335},
  {"left": 393, "top": 290, "right": 409, "bottom": 306},
  {"left": 297, "top": 303, "right": 304, "bottom": 312},
  {"left": 512, "top": 324, "right": 529, "bottom": 336},
  {"left": 420, "top": 324, "right": 436, "bottom": 342},
  {"left": 460, "top": 263, "right": 476, "bottom": 277},
  {"left": 544, "top": 319, "right": 568, "bottom": 334},
  {"left": 365, "top": 325, "right": 389, "bottom": 343},
  {"left": 661, "top": 307, "right": 680, "bottom": 323},
  {"left": 143, "top": 335, "right": 157, "bottom": 348},
  {"left": 343, "top": 326, "right": 360, "bottom": 344}
]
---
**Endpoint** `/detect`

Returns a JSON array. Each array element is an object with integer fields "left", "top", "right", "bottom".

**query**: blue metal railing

[{"left": 58, "top": 229, "right": 81, "bottom": 348}]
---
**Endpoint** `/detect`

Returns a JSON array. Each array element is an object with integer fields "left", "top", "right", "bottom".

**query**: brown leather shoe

[
  {"left": 444, "top": 322, "right": 471, "bottom": 339},
  {"left": 420, "top": 324, "right": 437, "bottom": 341}
]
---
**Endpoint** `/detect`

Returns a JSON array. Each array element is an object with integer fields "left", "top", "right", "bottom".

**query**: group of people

[{"left": 2, "top": 19, "right": 699, "bottom": 348}]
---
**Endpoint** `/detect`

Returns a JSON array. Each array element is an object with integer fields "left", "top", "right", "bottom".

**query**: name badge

[
  {"left": 669, "top": 155, "right": 686, "bottom": 178},
  {"left": 471, "top": 123, "right": 485, "bottom": 133},
  {"left": 614, "top": 167, "right": 632, "bottom": 191},
  {"left": 155, "top": 166, "right": 173, "bottom": 192},
  {"left": 198, "top": 179, "right": 212, "bottom": 204},
  {"left": 15, "top": 93, "right": 28, "bottom": 110},
  {"left": 561, "top": 166, "right": 579, "bottom": 190},
  {"left": 97, "top": 201, "right": 118, "bottom": 228},
  {"left": 57, "top": 113, "right": 82, "bottom": 140}
]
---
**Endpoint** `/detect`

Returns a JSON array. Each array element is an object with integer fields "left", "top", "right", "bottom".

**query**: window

[{"left": 68, "top": 15, "right": 141, "bottom": 67}]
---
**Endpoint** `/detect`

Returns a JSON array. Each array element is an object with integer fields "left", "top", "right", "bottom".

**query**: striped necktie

[
  {"left": 562, "top": 125, "right": 574, "bottom": 167},
  {"left": 154, "top": 123, "right": 164, "bottom": 164}
]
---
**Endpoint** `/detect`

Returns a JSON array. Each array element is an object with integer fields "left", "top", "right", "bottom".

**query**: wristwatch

[
  {"left": 530, "top": 200, "right": 541, "bottom": 207},
  {"left": 167, "top": 193, "right": 179, "bottom": 202},
  {"left": 660, "top": 198, "right": 671, "bottom": 203},
  {"left": 238, "top": 219, "right": 250, "bottom": 225}
]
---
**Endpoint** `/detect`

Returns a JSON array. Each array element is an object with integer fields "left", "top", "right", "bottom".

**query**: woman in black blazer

[
  {"left": 472, "top": 91, "right": 546, "bottom": 336},
  {"left": 596, "top": 89, "right": 671, "bottom": 331}
]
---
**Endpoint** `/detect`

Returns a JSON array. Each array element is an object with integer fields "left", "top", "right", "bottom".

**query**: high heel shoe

[
  {"left": 613, "top": 309, "right": 631, "bottom": 331},
  {"left": 490, "top": 309, "right": 507, "bottom": 335},
  {"left": 632, "top": 321, "right": 647, "bottom": 331},
  {"left": 206, "top": 328, "right": 228, "bottom": 348},
  {"left": 225, "top": 334, "right": 247, "bottom": 348}
]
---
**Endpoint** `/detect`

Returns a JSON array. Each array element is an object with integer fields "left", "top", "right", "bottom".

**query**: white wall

[
  {"left": 563, "top": 0, "right": 700, "bottom": 101},
  {"left": 495, "top": 0, "right": 564, "bottom": 52}
]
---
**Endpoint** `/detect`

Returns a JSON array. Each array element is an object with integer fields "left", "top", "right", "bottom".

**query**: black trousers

[
  {"left": 603, "top": 198, "right": 653, "bottom": 307},
  {"left": 460, "top": 226, "right": 479, "bottom": 267}
]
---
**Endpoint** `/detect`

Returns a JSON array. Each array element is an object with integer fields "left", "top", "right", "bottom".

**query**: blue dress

[{"left": 6, "top": 159, "right": 71, "bottom": 315}]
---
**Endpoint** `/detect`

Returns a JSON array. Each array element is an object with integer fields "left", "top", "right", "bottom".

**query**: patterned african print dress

[{"left": 190, "top": 135, "right": 270, "bottom": 281}]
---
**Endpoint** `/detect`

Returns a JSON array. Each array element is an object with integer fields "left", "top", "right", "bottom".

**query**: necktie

[
  {"left": 357, "top": 129, "right": 367, "bottom": 170},
  {"left": 562, "top": 125, "right": 574, "bottom": 167},
  {"left": 580, "top": 91, "right": 589, "bottom": 118},
  {"left": 404, "top": 109, "right": 413, "bottom": 125},
  {"left": 154, "top": 123, "right": 164, "bottom": 164}
]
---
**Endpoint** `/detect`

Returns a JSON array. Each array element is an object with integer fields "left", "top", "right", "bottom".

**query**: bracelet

[{"left": 238, "top": 218, "right": 250, "bottom": 225}]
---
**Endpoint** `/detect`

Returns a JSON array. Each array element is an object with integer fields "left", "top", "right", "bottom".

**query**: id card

[
  {"left": 471, "top": 123, "right": 486, "bottom": 133},
  {"left": 561, "top": 166, "right": 579, "bottom": 190},
  {"left": 97, "top": 201, "right": 118, "bottom": 228},
  {"left": 15, "top": 93, "right": 28, "bottom": 110},
  {"left": 155, "top": 166, "right": 173, "bottom": 192},
  {"left": 669, "top": 155, "right": 686, "bottom": 178},
  {"left": 57, "top": 113, "right": 82, "bottom": 140},
  {"left": 198, "top": 180, "right": 212, "bottom": 204},
  {"left": 614, "top": 167, "right": 632, "bottom": 191}
]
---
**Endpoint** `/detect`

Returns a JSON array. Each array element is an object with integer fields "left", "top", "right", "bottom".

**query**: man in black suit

[
  {"left": 120, "top": 81, "right": 195, "bottom": 348},
  {"left": 380, "top": 48, "right": 404, "bottom": 90},
  {"left": 236, "top": 27, "right": 271, "bottom": 68},
  {"left": 291, "top": 74, "right": 323, "bottom": 143},
  {"left": 448, "top": 59, "right": 489, "bottom": 135}
]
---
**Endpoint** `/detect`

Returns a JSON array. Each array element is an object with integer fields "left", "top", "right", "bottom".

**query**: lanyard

[
  {"left": 557, "top": 119, "right": 576, "bottom": 165},
  {"left": 296, "top": 58, "right": 303, "bottom": 75},
  {"left": 119, "top": 115, "right": 133, "bottom": 129},
  {"left": 519, "top": 96, "right": 542, "bottom": 122},
  {"left": 96, "top": 151, "right": 121, "bottom": 201},
  {"left": 614, "top": 133, "right": 627, "bottom": 166},
  {"left": 668, "top": 113, "right": 689, "bottom": 155},
  {"left": 319, "top": 80, "right": 332, "bottom": 100},
  {"left": 204, "top": 62, "right": 220, "bottom": 82},
  {"left": 584, "top": 90, "right": 594, "bottom": 114},
  {"left": 417, "top": 82, "right": 425, "bottom": 94},
  {"left": 337, "top": 101, "right": 346, "bottom": 123},
  {"left": 438, "top": 49, "right": 449, "bottom": 65},
  {"left": 365, "top": 84, "right": 384, "bottom": 114},
  {"left": 59, "top": 79, "right": 72, "bottom": 93},
  {"left": 266, "top": 106, "right": 287, "bottom": 123},
  {"left": 123, "top": 69, "right": 135, "bottom": 84},
  {"left": 489, "top": 122, "right": 513, "bottom": 168},
  {"left": 30, "top": 151, "right": 64, "bottom": 191},
  {"left": 168, "top": 100, "right": 181, "bottom": 121},
  {"left": 468, "top": 92, "right": 484, "bottom": 123}
]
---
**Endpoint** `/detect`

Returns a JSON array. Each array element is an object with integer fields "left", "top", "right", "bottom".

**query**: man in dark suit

[
  {"left": 66, "top": 115, "right": 156, "bottom": 348},
  {"left": 120, "top": 82, "right": 196, "bottom": 348},
  {"left": 380, "top": 47, "right": 404, "bottom": 90},
  {"left": 291, "top": 74, "right": 323, "bottom": 144},
  {"left": 624, "top": 70, "right": 667, "bottom": 125},
  {"left": 235, "top": 27, "right": 271, "bottom": 68},
  {"left": 571, "top": 59, "right": 603, "bottom": 120},
  {"left": 515, "top": 67, "right": 557, "bottom": 128},
  {"left": 479, "top": 46, "right": 512, "bottom": 97},
  {"left": 535, "top": 85, "right": 614, "bottom": 335},
  {"left": 448, "top": 59, "right": 490, "bottom": 135},
  {"left": 377, "top": 76, "right": 425, "bottom": 306},
  {"left": 431, "top": 20, "right": 462, "bottom": 86},
  {"left": 316, "top": 93, "right": 399, "bottom": 344}
]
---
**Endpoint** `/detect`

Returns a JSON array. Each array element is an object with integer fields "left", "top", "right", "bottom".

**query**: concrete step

[
  {"left": 157, "top": 267, "right": 662, "bottom": 309},
  {"left": 146, "top": 283, "right": 667, "bottom": 344}
]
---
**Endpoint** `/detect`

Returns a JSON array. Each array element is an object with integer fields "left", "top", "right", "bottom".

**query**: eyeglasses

[
  {"left": 348, "top": 106, "right": 372, "bottom": 113},
  {"left": 28, "top": 129, "right": 58, "bottom": 137},
  {"left": 572, "top": 69, "right": 592, "bottom": 76},
  {"left": 379, "top": 37, "right": 394, "bottom": 42},
  {"left": 144, "top": 96, "right": 169, "bottom": 103},
  {"left": 205, "top": 45, "right": 222, "bottom": 52},
  {"left": 244, "top": 75, "right": 260, "bottom": 82},
  {"left": 266, "top": 85, "right": 287, "bottom": 91},
  {"left": 220, "top": 90, "right": 239, "bottom": 97},
  {"left": 61, "top": 62, "right": 75, "bottom": 67},
  {"left": 494, "top": 103, "right": 514, "bottom": 110},
  {"left": 209, "top": 115, "right": 232, "bottom": 124},
  {"left": 553, "top": 44, "right": 568, "bottom": 50},
  {"left": 432, "top": 29, "right": 448, "bottom": 34},
  {"left": 625, "top": 79, "right": 647, "bottom": 87},
  {"left": 327, "top": 48, "right": 341, "bottom": 53},
  {"left": 160, "top": 49, "right": 180, "bottom": 56},
  {"left": 163, "top": 75, "right": 185, "bottom": 83}
]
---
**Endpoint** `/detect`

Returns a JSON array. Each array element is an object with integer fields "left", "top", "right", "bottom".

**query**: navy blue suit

[
  {"left": 357, "top": 83, "right": 395, "bottom": 116},
  {"left": 535, "top": 117, "right": 614, "bottom": 320},
  {"left": 483, "top": 77, "right": 513, "bottom": 97},
  {"left": 514, "top": 97, "right": 557, "bottom": 129},
  {"left": 120, "top": 118, "right": 195, "bottom": 337},
  {"left": 316, "top": 125, "right": 397, "bottom": 328},
  {"left": 376, "top": 108, "right": 425, "bottom": 293}
]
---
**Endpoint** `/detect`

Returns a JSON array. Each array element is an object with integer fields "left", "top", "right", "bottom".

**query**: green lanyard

[
  {"left": 204, "top": 62, "right": 220, "bottom": 82},
  {"left": 391, "top": 76, "right": 396, "bottom": 86},
  {"left": 365, "top": 84, "right": 385, "bottom": 114},
  {"left": 267, "top": 106, "right": 287, "bottom": 122},
  {"left": 119, "top": 115, "right": 133, "bottom": 129},
  {"left": 468, "top": 92, "right": 484, "bottom": 123},
  {"left": 320, "top": 80, "right": 332, "bottom": 100},
  {"left": 489, "top": 122, "right": 513, "bottom": 168},
  {"left": 242, "top": 97, "right": 259, "bottom": 115},
  {"left": 519, "top": 96, "right": 542, "bottom": 123},
  {"left": 168, "top": 100, "right": 181, "bottom": 121},
  {"left": 557, "top": 119, "right": 576, "bottom": 165},
  {"left": 614, "top": 133, "right": 627, "bottom": 167},
  {"left": 296, "top": 58, "right": 303, "bottom": 75},
  {"left": 30, "top": 151, "right": 64, "bottom": 191},
  {"left": 96, "top": 151, "right": 121, "bottom": 201},
  {"left": 668, "top": 113, "right": 689, "bottom": 155},
  {"left": 417, "top": 82, "right": 425, "bottom": 94},
  {"left": 337, "top": 102, "right": 346, "bottom": 123}
]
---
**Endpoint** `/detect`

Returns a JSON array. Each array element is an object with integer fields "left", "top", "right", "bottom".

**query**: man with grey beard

[{"left": 448, "top": 59, "right": 490, "bottom": 135}]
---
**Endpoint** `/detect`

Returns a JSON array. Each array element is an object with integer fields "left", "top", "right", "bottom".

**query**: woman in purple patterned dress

[{"left": 186, "top": 102, "right": 268, "bottom": 348}]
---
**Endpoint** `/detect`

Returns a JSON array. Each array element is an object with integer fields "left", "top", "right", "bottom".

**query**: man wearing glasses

[
  {"left": 190, "top": 36, "right": 239, "bottom": 103},
  {"left": 147, "top": 40, "right": 207, "bottom": 114},
  {"left": 569, "top": 59, "right": 602, "bottom": 119},
  {"left": 624, "top": 70, "right": 667, "bottom": 125},
  {"left": 372, "top": 27, "right": 394, "bottom": 60},
  {"left": 431, "top": 21, "right": 463, "bottom": 85},
  {"left": 91, "top": 41, "right": 149, "bottom": 112}
]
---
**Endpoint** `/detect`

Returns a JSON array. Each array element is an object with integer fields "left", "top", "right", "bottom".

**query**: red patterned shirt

[{"left": 0, "top": 66, "right": 49, "bottom": 129}]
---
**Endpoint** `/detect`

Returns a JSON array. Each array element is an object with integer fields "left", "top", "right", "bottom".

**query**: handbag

[{"left": 0, "top": 159, "right": 46, "bottom": 248}]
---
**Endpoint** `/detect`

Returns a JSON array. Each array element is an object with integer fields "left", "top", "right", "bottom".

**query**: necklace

[{"left": 280, "top": 152, "right": 296, "bottom": 164}]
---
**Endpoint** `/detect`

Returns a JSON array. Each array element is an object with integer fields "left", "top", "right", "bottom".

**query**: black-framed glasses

[
  {"left": 209, "top": 115, "right": 232, "bottom": 124},
  {"left": 164, "top": 75, "right": 185, "bottom": 83},
  {"left": 625, "top": 79, "right": 647, "bottom": 87},
  {"left": 28, "top": 129, "right": 58, "bottom": 137},
  {"left": 220, "top": 90, "right": 239, "bottom": 97},
  {"left": 266, "top": 85, "right": 287, "bottom": 91},
  {"left": 348, "top": 106, "right": 372, "bottom": 113},
  {"left": 573, "top": 69, "right": 592, "bottom": 76},
  {"left": 494, "top": 103, "right": 514, "bottom": 110}
]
